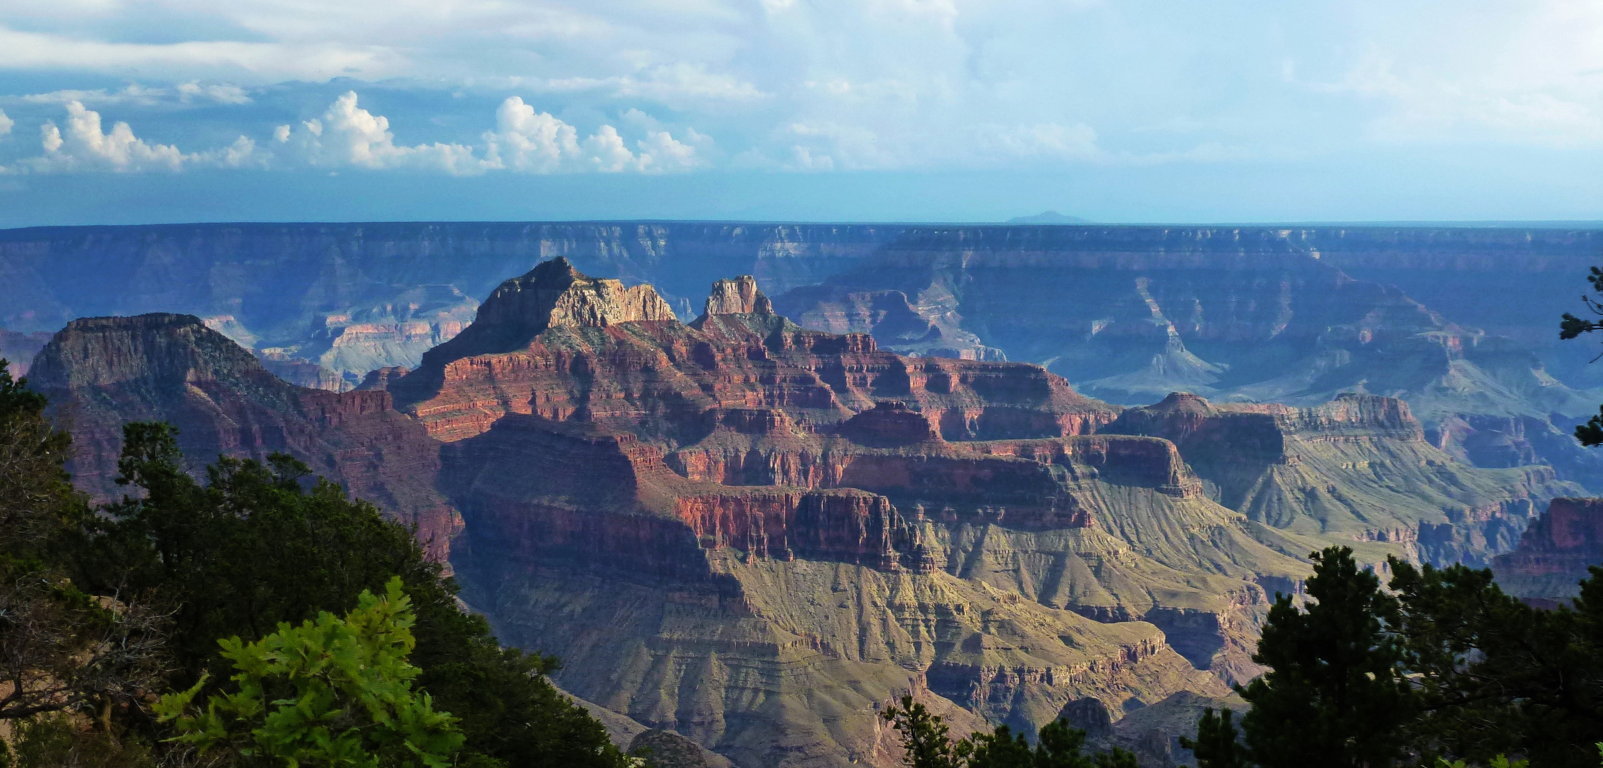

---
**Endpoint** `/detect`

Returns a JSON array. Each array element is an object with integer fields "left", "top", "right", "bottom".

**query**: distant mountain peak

[{"left": 1006, "top": 210, "right": 1092, "bottom": 225}]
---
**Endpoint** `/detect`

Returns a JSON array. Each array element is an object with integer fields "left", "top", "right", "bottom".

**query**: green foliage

[
  {"left": 1433, "top": 756, "right": 1529, "bottom": 768},
  {"left": 156, "top": 577, "right": 464, "bottom": 767},
  {"left": 0, "top": 358, "right": 84, "bottom": 563},
  {"left": 1388, "top": 560, "right": 1603, "bottom": 767},
  {"left": 1182, "top": 709, "right": 1246, "bottom": 768},
  {"left": 85, "top": 423, "right": 434, "bottom": 678},
  {"left": 0, "top": 367, "right": 629, "bottom": 768},
  {"left": 882, "top": 696, "right": 964, "bottom": 768},
  {"left": 0, "top": 361, "right": 167, "bottom": 725},
  {"left": 83, "top": 420, "right": 629, "bottom": 767},
  {"left": 1238, "top": 546, "right": 1415, "bottom": 768},
  {"left": 1560, "top": 265, "right": 1603, "bottom": 445},
  {"left": 1196, "top": 549, "right": 1603, "bottom": 768},
  {"left": 881, "top": 696, "right": 1139, "bottom": 768},
  {"left": 3, "top": 714, "right": 158, "bottom": 768}
]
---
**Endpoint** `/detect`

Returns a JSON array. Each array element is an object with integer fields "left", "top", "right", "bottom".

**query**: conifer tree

[{"left": 1237, "top": 546, "right": 1414, "bottom": 768}]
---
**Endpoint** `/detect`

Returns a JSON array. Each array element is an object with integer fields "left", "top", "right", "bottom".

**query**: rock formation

[
  {"left": 386, "top": 266, "right": 1316, "bottom": 765},
  {"left": 1493, "top": 497, "right": 1603, "bottom": 603},
  {"left": 28, "top": 314, "right": 461, "bottom": 559},
  {"left": 702, "top": 275, "right": 774, "bottom": 316},
  {"left": 24, "top": 257, "right": 1595, "bottom": 767}
]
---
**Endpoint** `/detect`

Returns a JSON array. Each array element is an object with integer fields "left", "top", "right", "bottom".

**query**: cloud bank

[{"left": 13, "top": 92, "right": 706, "bottom": 175}]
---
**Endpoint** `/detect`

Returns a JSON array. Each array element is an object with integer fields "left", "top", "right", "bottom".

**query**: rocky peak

[
  {"left": 701, "top": 275, "right": 774, "bottom": 317},
  {"left": 426, "top": 258, "right": 677, "bottom": 360},
  {"left": 28, "top": 313, "right": 277, "bottom": 393}
]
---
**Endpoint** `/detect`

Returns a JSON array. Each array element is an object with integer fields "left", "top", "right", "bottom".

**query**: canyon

[
  {"left": 19, "top": 249, "right": 1589, "bottom": 767},
  {"left": 1, "top": 222, "right": 1597, "bottom": 489}
]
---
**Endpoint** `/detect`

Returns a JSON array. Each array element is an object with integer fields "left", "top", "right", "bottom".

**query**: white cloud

[
  {"left": 1295, "top": 4, "right": 1603, "bottom": 148},
  {"left": 19, "top": 100, "right": 257, "bottom": 172},
  {"left": 12, "top": 82, "right": 253, "bottom": 108},
  {"left": 176, "top": 82, "right": 252, "bottom": 105},
  {"left": 530, "top": 63, "right": 767, "bottom": 106},
  {"left": 582, "top": 125, "right": 636, "bottom": 172},
  {"left": 973, "top": 122, "right": 1101, "bottom": 163},
  {"left": 0, "top": 110, "right": 12, "bottom": 138},
  {"left": 0, "top": 24, "right": 399, "bottom": 83},
  {"left": 481, "top": 96, "right": 703, "bottom": 174},
  {"left": 274, "top": 91, "right": 480, "bottom": 174},
  {"left": 481, "top": 96, "right": 581, "bottom": 173},
  {"left": 5, "top": 90, "right": 705, "bottom": 176},
  {"left": 31, "top": 101, "right": 186, "bottom": 172}
]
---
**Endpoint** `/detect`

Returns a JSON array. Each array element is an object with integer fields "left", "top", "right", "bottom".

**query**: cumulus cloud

[
  {"left": 273, "top": 91, "right": 480, "bottom": 174},
  {"left": 20, "top": 100, "right": 257, "bottom": 172},
  {"left": 481, "top": 97, "right": 581, "bottom": 173},
  {"left": 481, "top": 96, "right": 703, "bottom": 174},
  {"left": 5, "top": 91, "right": 704, "bottom": 176},
  {"left": 32, "top": 101, "right": 186, "bottom": 172}
]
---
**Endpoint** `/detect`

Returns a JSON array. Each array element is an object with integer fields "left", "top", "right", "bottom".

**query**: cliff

[
  {"left": 28, "top": 314, "right": 461, "bottom": 559},
  {"left": 1493, "top": 497, "right": 1603, "bottom": 603}
]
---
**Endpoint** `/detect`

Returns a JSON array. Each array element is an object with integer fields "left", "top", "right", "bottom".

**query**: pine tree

[{"left": 1237, "top": 547, "right": 1415, "bottom": 768}]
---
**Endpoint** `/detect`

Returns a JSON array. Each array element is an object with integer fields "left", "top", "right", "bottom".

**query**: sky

[{"left": 0, "top": 0, "right": 1599, "bottom": 226}]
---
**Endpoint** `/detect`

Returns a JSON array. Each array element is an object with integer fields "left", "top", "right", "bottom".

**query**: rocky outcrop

[
  {"left": 391, "top": 261, "right": 1117, "bottom": 445},
  {"left": 29, "top": 314, "right": 461, "bottom": 559},
  {"left": 702, "top": 276, "right": 774, "bottom": 317},
  {"left": 1493, "top": 497, "right": 1603, "bottom": 603}
]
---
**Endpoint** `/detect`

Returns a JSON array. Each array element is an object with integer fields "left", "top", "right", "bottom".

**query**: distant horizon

[{"left": 3, "top": 217, "right": 1601, "bottom": 232}]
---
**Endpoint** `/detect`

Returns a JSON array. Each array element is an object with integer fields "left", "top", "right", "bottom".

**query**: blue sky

[{"left": 0, "top": 0, "right": 1599, "bottom": 226}]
